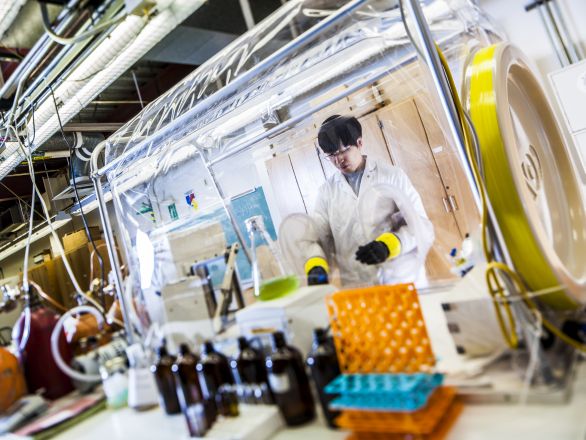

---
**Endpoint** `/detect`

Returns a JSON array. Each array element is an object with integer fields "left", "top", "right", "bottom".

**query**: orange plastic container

[
  {"left": 326, "top": 284, "right": 435, "bottom": 373},
  {"left": 345, "top": 398, "right": 463, "bottom": 440},
  {"left": 336, "top": 387, "right": 457, "bottom": 434}
]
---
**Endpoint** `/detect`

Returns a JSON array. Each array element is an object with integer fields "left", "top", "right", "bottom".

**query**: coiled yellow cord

[{"left": 436, "top": 45, "right": 586, "bottom": 352}]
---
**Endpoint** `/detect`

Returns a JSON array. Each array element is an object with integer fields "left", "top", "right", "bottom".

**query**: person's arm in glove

[
  {"left": 305, "top": 257, "right": 330, "bottom": 285},
  {"left": 355, "top": 232, "right": 402, "bottom": 265}
]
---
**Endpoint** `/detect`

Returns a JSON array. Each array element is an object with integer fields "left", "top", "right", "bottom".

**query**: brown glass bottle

[
  {"left": 196, "top": 341, "right": 234, "bottom": 399},
  {"left": 266, "top": 331, "right": 315, "bottom": 426},
  {"left": 231, "top": 337, "right": 268, "bottom": 385},
  {"left": 172, "top": 343, "right": 203, "bottom": 408},
  {"left": 306, "top": 328, "right": 341, "bottom": 428},
  {"left": 151, "top": 344, "right": 181, "bottom": 414}
]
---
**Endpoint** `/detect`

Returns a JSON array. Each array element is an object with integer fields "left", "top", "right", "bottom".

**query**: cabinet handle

[
  {"left": 449, "top": 195, "right": 459, "bottom": 211},
  {"left": 442, "top": 197, "right": 452, "bottom": 212}
]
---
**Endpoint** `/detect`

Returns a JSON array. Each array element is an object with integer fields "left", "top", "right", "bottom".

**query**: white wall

[{"left": 478, "top": 0, "right": 586, "bottom": 77}]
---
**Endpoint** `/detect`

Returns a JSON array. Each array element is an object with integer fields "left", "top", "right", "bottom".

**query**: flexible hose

[
  {"left": 9, "top": 125, "right": 105, "bottom": 314},
  {"left": 40, "top": 2, "right": 126, "bottom": 46},
  {"left": 50, "top": 305, "right": 104, "bottom": 382}
]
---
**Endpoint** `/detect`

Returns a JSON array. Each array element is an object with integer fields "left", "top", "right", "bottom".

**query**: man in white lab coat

[{"left": 304, "top": 114, "right": 434, "bottom": 287}]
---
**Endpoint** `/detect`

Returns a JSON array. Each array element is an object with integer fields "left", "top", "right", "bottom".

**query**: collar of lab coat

[{"left": 332, "top": 155, "right": 375, "bottom": 198}]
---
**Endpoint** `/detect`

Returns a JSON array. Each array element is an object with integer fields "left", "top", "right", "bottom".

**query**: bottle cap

[
  {"left": 272, "top": 331, "right": 287, "bottom": 349},
  {"left": 313, "top": 328, "right": 328, "bottom": 344},
  {"left": 179, "top": 343, "right": 191, "bottom": 356},
  {"left": 237, "top": 336, "right": 248, "bottom": 351},
  {"left": 156, "top": 345, "right": 169, "bottom": 358},
  {"left": 202, "top": 340, "right": 215, "bottom": 355}
]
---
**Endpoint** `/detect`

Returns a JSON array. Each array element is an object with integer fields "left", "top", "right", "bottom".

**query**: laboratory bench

[{"left": 2, "top": 361, "right": 581, "bottom": 440}]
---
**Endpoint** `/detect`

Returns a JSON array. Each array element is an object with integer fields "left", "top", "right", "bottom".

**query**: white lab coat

[{"left": 308, "top": 157, "right": 434, "bottom": 286}]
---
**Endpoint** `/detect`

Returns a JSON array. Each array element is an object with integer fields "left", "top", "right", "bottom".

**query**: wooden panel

[
  {"left": 310, "top": 83, "right": 385, "bottom": 126},
  {"left": 288, "top": 143, "right": 326, "bottom": 213},
  {"left": 374, "top": 62, "right": 426, "bottom": 106},
  {"left": 414, "top": 95, "right": 481, "bottom": 237},
  {"left": 376, "top": 99, "right": 459, "bottom": 280},
  {"left": 310, "top": 85, "right": 352, "bottom": 126},
  {"left": 265, "top": 153, "right": 306, "bottom": 217},
  {"left": 359, "top": 113, "right": 393, "bottom": 166},
  {"left": 51, "top": 241, "right": 114, "bottom": 310},
  {"left": 28, "top": 259, "right": 61, "bottom": 310},
  {"left": 348, "top": 86, "right": 383, "bottom": 118}
]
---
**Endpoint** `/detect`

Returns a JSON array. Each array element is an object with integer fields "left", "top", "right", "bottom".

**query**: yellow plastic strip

[
  {"left": 437, "top": 45, "right": 519, "bottom": 348},
  {"left": 376, "top": 232, "right": 401, "bottom": 259},
  {"left": 467, "top": 45, "right": 576, "bottom": 311},
  {"left": 305, "top": 257, "right": 329, "bottom": 275}
]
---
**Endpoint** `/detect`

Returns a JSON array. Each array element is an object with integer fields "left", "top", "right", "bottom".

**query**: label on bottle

[
  {"left": 185, "top": 403, "right": 207, "bottom": 436},
  {"left": 268, "top": 373, "right": 291, "bottom": 393}
]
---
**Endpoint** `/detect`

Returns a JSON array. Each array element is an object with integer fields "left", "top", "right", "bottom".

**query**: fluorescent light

[{"left": 0, "top": 214, "right": 72, "bottom": 262}]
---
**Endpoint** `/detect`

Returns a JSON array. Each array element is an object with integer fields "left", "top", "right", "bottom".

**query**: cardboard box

[{"left": 62, "top": 227, "right": 101, "bottom": 252}]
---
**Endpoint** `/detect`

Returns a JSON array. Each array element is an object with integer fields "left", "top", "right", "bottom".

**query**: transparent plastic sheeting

[
  {"left": 105, "top": 0, "right": 500, "bottom": 172},
  {"left": 105, "top": 0, "right": 501, "bottom": 336}
]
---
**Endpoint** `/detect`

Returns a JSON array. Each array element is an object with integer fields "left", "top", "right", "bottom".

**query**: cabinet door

[
  {"left": 265, "top": 153, "right": 306, "bottom": 218},
  {"left": 288, "top": 143, "right": 326, "bottom": 213},
  {"left": 317, "top": 138, "right": 339, "bottom": 179},
  {"left": 376, "top": 99, "right": 459, "bottom": 280},
  {"left": 414, "top": 96, "right": 480, "bottom": 237},
  {"left": 359, "top": 113, "right": 393, "bottom": 166}
]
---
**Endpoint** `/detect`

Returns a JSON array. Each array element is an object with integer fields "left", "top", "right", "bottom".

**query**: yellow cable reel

[{"left": 465, "top": 43, "right": 586, "bottom": 311}]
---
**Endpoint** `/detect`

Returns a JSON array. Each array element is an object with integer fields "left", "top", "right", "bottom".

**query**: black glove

[
  {"left": 307, "top": 266, "right": 329, "bottom": 285},
  {"left": 355, "top": 240, "right": 390, "bottom": 265}
]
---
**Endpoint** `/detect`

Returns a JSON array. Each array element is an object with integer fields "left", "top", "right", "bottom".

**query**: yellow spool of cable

[{"left": 466, "top": 43, "right": 586, "bottom": 310}]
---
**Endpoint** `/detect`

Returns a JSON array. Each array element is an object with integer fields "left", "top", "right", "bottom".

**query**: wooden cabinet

[
  {"left": 413, "top": 95, "right": 480, "bottom": 237},
  {"left": 359, "top": 113, "right": 393, "bottom": 165},
  {"left": 288, "top": 143, "right": 327, "bottom": 213},
  {"left": 376, "top": 100, "right": 461, "bottom": 280},
  {"left": 265, "top": 153, "right": 306, "bottom": 218}
]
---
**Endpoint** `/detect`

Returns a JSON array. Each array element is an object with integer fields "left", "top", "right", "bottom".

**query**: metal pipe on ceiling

[
  {"left": 0, "top": 0, "right": 81, "bottom": 100},
  {"left": 25, "top": 9, "right": 92, "bottom": 81},
  {"left": 15, "top": 0, "right": 126, "bottom": 125}
]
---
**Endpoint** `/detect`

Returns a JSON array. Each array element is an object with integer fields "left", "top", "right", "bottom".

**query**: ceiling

[{"left": 0, "top": 0, "right": 284, "bottom": 223}]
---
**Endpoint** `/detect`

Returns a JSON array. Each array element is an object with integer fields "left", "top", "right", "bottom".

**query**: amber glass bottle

[
  {"left": 306, "top": 328, "right": 341, "bottom": 428},
  {"left": 231, "top": 336, "right": 268, "bottom": 385},
  {"left": 151, "top": 344, "right": 181, "bottom": 414},
  {"left": 266, "top": 331, "right": 315, "bottom": 426},
  {"left": 172, "top": 343, "right": 203, "bottom": 407},
  {"left": 196, "top": 341, "right": 234, "bottom": 399}
]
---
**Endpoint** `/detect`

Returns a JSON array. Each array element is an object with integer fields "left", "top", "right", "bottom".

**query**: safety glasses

[{"left": 324, "top": 144, "right": 355, "bottom": 162}]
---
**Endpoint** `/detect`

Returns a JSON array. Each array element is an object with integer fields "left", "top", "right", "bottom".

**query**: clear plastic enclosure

[{"left": 103, "top": 0, "right": 502, "bottom": 342}]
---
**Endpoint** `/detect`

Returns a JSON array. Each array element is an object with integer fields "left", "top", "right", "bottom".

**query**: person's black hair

[{"left": 317, "top": 115, "right": 362, "bottom": 154}]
